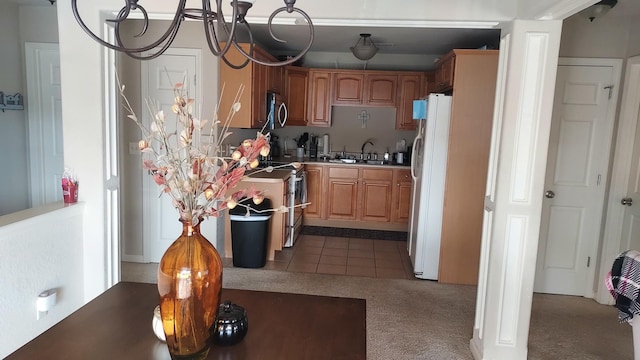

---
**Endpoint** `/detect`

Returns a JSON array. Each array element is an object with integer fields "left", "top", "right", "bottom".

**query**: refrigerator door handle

[{"left": 410, "top": 136, "right": 421, "bottom": 180}]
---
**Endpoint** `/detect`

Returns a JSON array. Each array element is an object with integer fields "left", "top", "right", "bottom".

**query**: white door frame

[{"left": 596, "top": 55, "right": 640, "bottom": 305}]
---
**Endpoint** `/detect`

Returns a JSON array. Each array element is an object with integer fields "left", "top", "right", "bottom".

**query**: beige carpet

[{"left": 122, "top": 263, "right": 634, "bottom": 359}]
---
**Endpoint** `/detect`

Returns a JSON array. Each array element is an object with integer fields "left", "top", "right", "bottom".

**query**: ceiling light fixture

[
  {"left": 580, "top": 0, "right": 617, "bottom": 22},
  {"left": 71, "top": 0, "right": 314, "bottom": 69},
  {"left": 350, "top": 33, "right": 378, "bottom": 61}
]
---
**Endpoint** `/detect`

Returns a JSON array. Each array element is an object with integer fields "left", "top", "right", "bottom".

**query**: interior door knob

[
  {"left": 544, "top": 190, "right": 555, "bottom": 199},
  {"left": 622, "top": 198, "right": 633, "bottom": 206}
]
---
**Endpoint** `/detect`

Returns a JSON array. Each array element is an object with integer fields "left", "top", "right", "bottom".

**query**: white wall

[
  {"left": 0, "top": 4, "right": 59, "bottom": 216},
  {"left": 0, "top": 2, "right": 28, "bottom": 215},
  {"left": 559, "top": 13, "right": 630, "bottom": 58},
  {"left": 626, "top": 18, "right": 640, "bottom": 57},
  {"left": 0, "top": 203, "right": 85, "bottom": 358}
]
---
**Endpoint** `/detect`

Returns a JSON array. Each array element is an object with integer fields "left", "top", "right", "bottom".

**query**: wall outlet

[{"left": 129, "top": 142, "right": 139, "bottom": 155}]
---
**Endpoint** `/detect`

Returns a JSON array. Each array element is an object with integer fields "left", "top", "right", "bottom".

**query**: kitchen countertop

[
  {"left": 273, "top": 156, "right": 411, "bottom": 169},
  {"left": 243, "top": 169, "right": 293, "bottom": 182}
]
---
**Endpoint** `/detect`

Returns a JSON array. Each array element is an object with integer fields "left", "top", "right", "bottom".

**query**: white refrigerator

[{"left": 408, "top": 94, "right": 452, "bottom": 280}]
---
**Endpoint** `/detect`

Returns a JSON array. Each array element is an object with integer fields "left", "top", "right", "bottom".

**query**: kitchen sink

[{"left": 365, "top": 160, "right": 385, "bottom": 165}]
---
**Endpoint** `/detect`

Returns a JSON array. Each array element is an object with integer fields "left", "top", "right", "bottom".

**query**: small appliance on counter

[
  {"left": 296, "top": 132, "right": 309, "bottom": 158},
  {"left": 269, "top": 134, "right": 281, "bottom": 158},
  {"left": 321, "top": 134, "right": 330, "bottom": 158},
  {"left": 309, "top": 135, "right": 318, "bottom": 159}
]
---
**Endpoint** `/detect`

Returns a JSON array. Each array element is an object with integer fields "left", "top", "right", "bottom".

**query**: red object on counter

[{"left": 62, "top": 182, "right": 78, "bottom": 203}]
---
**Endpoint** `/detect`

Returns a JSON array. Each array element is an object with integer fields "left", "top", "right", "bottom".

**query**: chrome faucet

[{"left": 361, "top": 140, "right": 374, "bottom": 159}]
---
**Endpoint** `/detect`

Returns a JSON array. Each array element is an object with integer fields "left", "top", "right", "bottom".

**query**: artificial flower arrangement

[{"left": 118, "top": 81, "right": 299, "bottom": 226}]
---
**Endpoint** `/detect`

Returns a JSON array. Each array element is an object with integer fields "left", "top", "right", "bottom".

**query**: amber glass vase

[{"left": 157, "top": 220, "right": 223, "bottom": 360}]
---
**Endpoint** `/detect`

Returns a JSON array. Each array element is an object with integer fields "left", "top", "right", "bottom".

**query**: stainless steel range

[
  {"left": 258, "top": 160, "right": 305, "bottom": 247},
  {"left": 285, "top": 164, "right": 305, "bottom": 247}
]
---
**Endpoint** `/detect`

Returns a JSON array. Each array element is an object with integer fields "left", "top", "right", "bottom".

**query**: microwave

[{"left": 266, "top": 91, "right": 287, "bottom": 129}]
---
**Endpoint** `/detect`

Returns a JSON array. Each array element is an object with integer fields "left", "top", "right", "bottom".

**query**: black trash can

[{"left": 228, "top": 198, "right": 272, "bottom": 268}]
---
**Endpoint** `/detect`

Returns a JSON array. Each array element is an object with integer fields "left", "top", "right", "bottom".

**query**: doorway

[
  {"left": 598, "top": 55, "right": 640, "bottom": 304},
  {"left": 25, "top": 42, "right": 63, "bottom": 208},
  {"left": 139, "top": 48, "right": 201, "bottom": 263},
  {"left": 535, "top": 58, "right": 622, "bottom": 297}
]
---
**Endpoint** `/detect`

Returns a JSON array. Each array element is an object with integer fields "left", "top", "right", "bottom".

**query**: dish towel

[{"left": 606, "top": 249, "right": 640, "bottom": 323}]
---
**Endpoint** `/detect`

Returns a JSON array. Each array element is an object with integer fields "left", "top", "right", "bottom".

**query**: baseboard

[
  {"left": 302, "top": 225, "right": 407, "bottom": 241},
  {"left": 122, "top": 254, "right": 144, "bottom": 263}
]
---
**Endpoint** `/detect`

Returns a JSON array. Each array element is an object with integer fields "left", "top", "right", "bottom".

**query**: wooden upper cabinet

[
  {"left": 423, "top": 71, "right": 436, "bottom": 96},
  {"left": 433, "top": 52, "right": 456, "bottom": 92},
  {"left": 307, "top": 70, "right": 332, "bottom": 127},
  {"left": 219, "top": 43, "right": 276, "bottom": 128},
  {"left": 333, "top": 71, "right": 397, "bottom": 106},
  {"left": 395, "top": 73, "right": 422, "bottom": 130},
  {"left": 333, "top": 72, "right": 365, "bottom": 105},
  {"left": 268, "top": 65, "right": 284, "bottom": 94},
  {"left": 364, "top": 74, "right": 397, "bottom": 106},
  {"left": 285, "top": 66, "right": 308, "bottom": 126}
]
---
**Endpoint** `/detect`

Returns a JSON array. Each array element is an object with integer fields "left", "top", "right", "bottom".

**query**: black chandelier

[{"left": 71, "top": 0, "right": 314, "bottom": 68}]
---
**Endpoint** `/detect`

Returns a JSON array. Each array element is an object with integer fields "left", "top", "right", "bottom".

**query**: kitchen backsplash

[{"left": 224, "top": 106, "right": 417, "bottom": 157}]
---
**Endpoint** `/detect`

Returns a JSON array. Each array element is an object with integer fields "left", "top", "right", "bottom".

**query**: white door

[
  {"left": 141, "top": 48, "right": 201, "bottom": 262},
  {"left": 619, "top": 92, "right": 640, "bottom": 253},
  {"left": 535, "top": 62, "right": 617, "bottom": 295},
  {"left": 25, "top": 43, "right": 63, "bottom": 207}
]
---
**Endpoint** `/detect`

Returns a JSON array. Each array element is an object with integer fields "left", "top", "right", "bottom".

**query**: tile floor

[{"left": 224, "top": 234, "right": 416, "bottom": 280}]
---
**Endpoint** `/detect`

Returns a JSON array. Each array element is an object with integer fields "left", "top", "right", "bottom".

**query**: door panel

[
  {"left": 26, "top": 43, "right": 63, "bottom": 207},
  {"left": 141, "top": 49, "right": 199, "bottom": 263},
  {"left": 535, "top": 64, "right": 615, "bottom": 295},
  {"left": 621, "top": 94, "right": 640, "bottom": 252}
]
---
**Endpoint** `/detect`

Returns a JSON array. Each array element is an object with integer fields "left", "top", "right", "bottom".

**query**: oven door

[{"left": 284, "top": 170, "right": 305, "bottom": 247}]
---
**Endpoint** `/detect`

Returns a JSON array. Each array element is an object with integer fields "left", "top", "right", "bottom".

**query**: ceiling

[
  {"left": 248, "top": 24, "right": 501, "bottom": 56},
  {"left": 240, "top": 0, "right": 639, "bottom": 59},
  {"left": 11, "top": 0, "right": 640, "bottom": 62}
]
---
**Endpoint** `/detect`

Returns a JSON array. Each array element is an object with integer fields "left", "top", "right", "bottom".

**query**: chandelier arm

[
  {"left": 210, "top": 0, "right": 246, "bottom": 59},
  {"left": 222, "top": 25, "right": 255, "bottom": 69},
  {"left": 234, "top": 7, "right": 313, "bottom": 67},
  {"left": 116, "top": 20, "right": 183, "bottom": 60},
  {"left": 72, "top": 0, "right": 188, "bottom": 55},
  {"left": 196, "top": 0, "right": 223, "bottom": 56}
]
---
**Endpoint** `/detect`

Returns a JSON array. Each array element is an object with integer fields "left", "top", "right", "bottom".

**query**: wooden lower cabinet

[
  {"left": 392, "top": 169, "right": 412, "bottom": 224},
  {"left": 359, "top": 168, "right": 394, "bottom": 222},
  {"left": 314, "top": 166, "right": 406, "bottom": 230},
  {"left": 326, "top": 167, "right": 359, "bottom": 220},
  {"left": 303, "top": 165, "right": 323, "bottom": 219}
]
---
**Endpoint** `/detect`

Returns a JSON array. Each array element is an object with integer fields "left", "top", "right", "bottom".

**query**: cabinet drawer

[
  {"left": 396, "top": 169, "right": 411, "bottom": 181},
  {"left": 362, "top": 168, "right": 393, "bottom": 181},
  {"left": 328, "top": 167, "right": 359, "bottom": 178}
]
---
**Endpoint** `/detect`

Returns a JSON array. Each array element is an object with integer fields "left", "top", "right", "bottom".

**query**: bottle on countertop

[{"left": 384, "top": 148, "right": 390, "bottom": 163}]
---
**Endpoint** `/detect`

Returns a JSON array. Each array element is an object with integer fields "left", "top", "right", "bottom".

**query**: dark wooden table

[{"left": 7, "top": 282, "right": 366, "bottom": 360}]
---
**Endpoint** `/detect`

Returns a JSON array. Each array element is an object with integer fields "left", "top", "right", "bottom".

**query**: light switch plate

[{"left": 129, "top": 142, "right": 139, "bottom": 155}]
